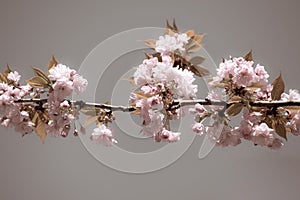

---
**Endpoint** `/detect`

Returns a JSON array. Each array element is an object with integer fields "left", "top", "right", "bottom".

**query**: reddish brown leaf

[
  {"left": 48, "top": 55, "right": 59, "bottom": 71},
  {"left": 26, "top": 76, "right": 50, "bottom": 88},
  {"left": 144, "top": 39, "right": 156, "bottom": 49},
  {"left": 185, "top": 39, "right": 202, "bottom": 53},
  {"left": 226, "top": 103, "right": 244, "bottom": 116},
  {"left": 271, "top": 72, "right": 285, "bottom": 100},
  {"left": 193, "top": 34, "right": 204, "bottom": 43},
  {"left": 190, "top": 65, "right": 210, "bottom": 77},
  {"left": 0, "top": 73, "right": 8, "bottom": 83},
  {"left": 227, "top": 96, "right": 243, "bottom": 104},
  {"left": 31, "top": 66, "right": 51, "bottom": 85},
  {"left": 243, "top": 50, "right": 253, "bottom": 61},
  {"left": 272, "top": 120, "right": 287, "bottom": 140},
  {"left": 190, "top": 56, "right": 205, "bottom": 66},
  {"left": 186, "top": 30, "right": 195, "bottom": 38},
  {"left": 4, "top": 64, "right": 12, "bottom": 77},
  {"left": 36, "top": 117, "right": 46, "bottom": 143}
]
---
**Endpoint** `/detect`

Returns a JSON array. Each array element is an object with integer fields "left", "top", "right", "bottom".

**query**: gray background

[{"left": 1, "top": 0, "right": 300, "bottom": 199}]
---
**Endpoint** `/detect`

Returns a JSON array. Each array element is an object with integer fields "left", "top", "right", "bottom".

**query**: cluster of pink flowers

[
  {"left": 238, "top": 108, "right": 283, "bottom": 149},
  {"left": 213, "top": 57, "right": 269, "bottom": 88},
  {"left": 133, "top": 55, "right": 197, "bottom": 99},
  {"left": 0, "top": 71, "right": 34, "bottom": 135},
  {"left": 209, "top": 57, "right": 274, "bottom": 101},
  {"left": 188, "top": 55, "right": 300, "bottom": 150},
  {"left": 45, "top": 64, "right": 88, "bottom": 137},
  {"left": 189, "top": 103, "right": 284, "bottom": 149},
  {"left": 131, "top": 31, "right": 197, "bottom": 143},
  {"left": 0, "top": 62, "right": 92, "bottom": 143},
  {"left": 283, "top": 89, "right": 300, "bottom": 135},
  {"left": 49, "top": 64, "right": 88, "bottom": 100},
  {"left": 155, "top": 33, "right": 189, "bottom": 54}
]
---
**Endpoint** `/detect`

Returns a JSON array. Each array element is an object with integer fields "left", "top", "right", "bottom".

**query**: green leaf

[{"left": 271, "top": 72, "right": 285, "bottom": 100}]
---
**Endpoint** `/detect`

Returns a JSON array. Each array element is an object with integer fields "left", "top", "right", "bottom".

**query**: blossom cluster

[
  {"left": 189, "top": 54, "right": 300, "bottom": 149},
  {"left": 131, "top": 28, "right": 199, "bottom": 143},
  {"left": 0, "top": 70, "right": 33, "bottom": 135},
  {"left": 0, "top": 60, "right": 90, "bottom": 142},
  {"left": 46, "top": 64, "right": 88, "bottom": 137},
  {"left": 155, "top": 33, "right": 189, "bottom": 54}
]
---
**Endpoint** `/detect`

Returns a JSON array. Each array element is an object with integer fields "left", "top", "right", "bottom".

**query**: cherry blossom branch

[
  {"left": 14, "top": 98, "right": 300, "bottom": 113},
  {"left": 4, "top": 21, "right": 300, "bottom": 149}
]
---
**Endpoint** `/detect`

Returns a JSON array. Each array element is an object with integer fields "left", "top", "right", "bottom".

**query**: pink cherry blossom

[
  {"left": 141, "top": 85, "right": 157, "bottom": 94},
  {"left": 281, "top": 89, "right": 300, "bottom": 101},
  {"left": 217, "top": 126, "right": 241, "bottom": 147},
  {"left": 269, "top": 138, "right": 284, "bottom": 150},
  {"left": 191, "top": 122, "right": 205, "bottom": 135},
  {"left": 242, "top": 108, "right": 262, "bottom": 124},
  {"left": 73, "top": 74, "right": 88, "bottom": 94},
  {"left": 289, "top": 110, "right": 300, "bottom": 135},
  {"left": 155, "top": 33, "right": 189, "bottom": 54},
  {"left": 189, "top": 103, "right": 206, "bottom": 115},
  {"left": 251, "top": 123, "right": 275, "bottom": 146},
  {"left": 232, "top": 64, "right": 256, "bottom": 87},
  {"left": 255, "top": 84, "right": 273, "bottom": 100},
  {"left": 239, "top": 120, "right": 253, "bottom": 140},
  {"left": 7, "top": 71, "right": 21, "bottom": 83},
  {"left": 141, "top": 110, "right": 164, "bottom": 137},
  {"left": 255, "top": 64, "right": 269, "bottom": 84},
  {"left": 217, "top": 59, "right": 236, "bottom": 79},
  {"left": 52, "top": 80, "right": 74, "bottom": 101},
  {"left": 90, "top": 124, "right": 117, "bottom": 146},
  {"left": 160, "top": 128, "right": 181, "bottom": 142},
  {"left": 49, "top": 64, "right": 74, "bottom": 81},
  {"left": 133, "top": 63, "right": 152, "bottom": 86},
  {"left": 143, "top": 57, "right": 158, "bottom": 68}
]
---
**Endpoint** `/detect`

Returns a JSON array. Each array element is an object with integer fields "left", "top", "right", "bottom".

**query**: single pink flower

[{"left": 90, "top": 124, "right": 117, "bottom": 146}]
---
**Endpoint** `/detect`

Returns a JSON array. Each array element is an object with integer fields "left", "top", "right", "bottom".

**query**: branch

[
  {"left": 15, "top": 98, "right": 300, "bottom": 112},
  {"left": 73, "top": 100, "right": 136, "bottom": 112},
  {"left": 174, "top": 99, "right": 300, "bottom": 108}
]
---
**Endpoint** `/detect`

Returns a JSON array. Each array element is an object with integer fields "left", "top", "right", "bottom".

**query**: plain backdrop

[{"left": 0, "top": 0, "right": 300, "bottom": 199}]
